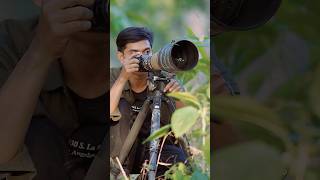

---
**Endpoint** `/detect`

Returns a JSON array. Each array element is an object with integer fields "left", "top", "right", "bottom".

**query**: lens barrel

[
  {"left": 138, "top": 40, "right": 199, "bottom": 72},
  {"left": 212, "top": 0, "right": 282, "bottom": 31}
]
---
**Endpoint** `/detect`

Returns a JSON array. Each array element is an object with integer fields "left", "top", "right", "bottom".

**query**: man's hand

[
  {"left": 164, "top": 78, "right": 185, "bottom": 109},
  {"left": 164, "top": 78, "right": 184, "bottom": 93},
  {"left": 31, "top": 0, "right": 94, "bottom": 61},
  {"left": 120, "top": 56, "right": 140, "bottom": 79}
]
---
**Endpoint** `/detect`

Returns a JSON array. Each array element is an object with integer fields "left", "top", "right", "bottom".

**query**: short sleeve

[
  {"left": 109, "top": 67, "right": 122, "bottom": 121},
  {"left": 110, "top": 108, "right": 121, "bottom": 121},
  {"left": 109, "top": 67, "right": 121, "bottom": 90}
]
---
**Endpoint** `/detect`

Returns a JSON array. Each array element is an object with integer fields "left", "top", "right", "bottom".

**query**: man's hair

[{"left": 116, "top": 27, "right": 153, "bottom": 52}]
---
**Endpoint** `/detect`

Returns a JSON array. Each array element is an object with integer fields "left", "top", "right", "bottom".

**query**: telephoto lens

[
  {"left": 212, "top": 0, "right": 282, "bottom": 31},
  {"left": 137, "top": 40, "right": 199, "bottom": 72},
  {"left": 90, "top": 0, "right": 109, "bottom": 32}
]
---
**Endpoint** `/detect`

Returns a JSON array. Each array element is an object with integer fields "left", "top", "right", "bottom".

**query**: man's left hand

[{"left": 164, "top": 79, "right": 184, "bottom": 93}]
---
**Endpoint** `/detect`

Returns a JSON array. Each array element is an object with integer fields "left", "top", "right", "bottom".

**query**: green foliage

[
  {"left": 165, "top": 163, "right": 191, "bottom": 180},
  {"left": 214, "top": 96, "right": 292, "bottom": 150},
  {"left": 213, "top": 1, "right": 320, "bottom": 179},
  {"left": 171, "top": 106, "right": 199, "bottom": 137},
  {"left": 167, "top": 92, "right": 201, "bottom": 108},
  {"left": 110, "top": 0, "right": 210, "bottom": 67},
  {"left": 213, "top": 141, "right": 286, "bottom": 180},
  {"left": 142, "top": 124, "right": 171, "bottom": 144}
]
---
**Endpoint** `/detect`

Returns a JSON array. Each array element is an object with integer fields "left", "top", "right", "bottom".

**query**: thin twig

[
  {"left": 158, "top": 162, "right": 172, "bottom": 166},
  {"left": 155, "top": 132, "right": 170, "bottom": 177},
  {"left": 115, "top": 157, "right": 129, "bottom": 180},
  {"left": 140, "top": 160, "right": 148, "bottom": 180}
]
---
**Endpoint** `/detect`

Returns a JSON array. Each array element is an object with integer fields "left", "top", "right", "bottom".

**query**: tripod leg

[
  {"left": 149, "top": 91, "right": 162, "bottom": 180},
  {"left": 118, "top": 98, "right": 151, "bottom": 164}
]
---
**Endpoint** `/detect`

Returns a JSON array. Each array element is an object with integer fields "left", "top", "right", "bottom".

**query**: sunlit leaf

[
  {"left": 172, "top": 106, "right": 200, "bottom": 137},
  {"left": 203, "top": 136, "right": 210, "bottom": 166},
  {"left": 213, "top": 96, "right": 292, "bottom": 150},
  {"left": 206, "top": 87, "right": 210, "bottom": 98},
  {"left": 213, "top": 141, "right": 286, "bottom": 180},
  {"left": 168, "top": 92, "right": 201, "bottom": 108},
  {"left": 142, "top": 124, "right": 171, "bottom": 144}
]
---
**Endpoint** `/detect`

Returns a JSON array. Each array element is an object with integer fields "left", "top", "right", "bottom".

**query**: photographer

[
  {"left": 0, "top": 0, "right": 109, "bottom": 179},
  {"left": 110, "top": 27, "right": 188, "bottom": 177}
]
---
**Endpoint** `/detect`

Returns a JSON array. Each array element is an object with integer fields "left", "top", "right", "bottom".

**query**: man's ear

[
  {"left": 33, "top": 0, "right": 42, "bottom": 7},
  {"left": 117, "top": 51, "right": 125, "bottom": 63}
]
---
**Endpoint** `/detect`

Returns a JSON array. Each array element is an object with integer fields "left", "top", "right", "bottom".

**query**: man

[
  {"left": 110, "top": 27, "right": 188, "bottom": 177},
  {"left": 0, "top": 0, "right": 109, "bottom": 179}
]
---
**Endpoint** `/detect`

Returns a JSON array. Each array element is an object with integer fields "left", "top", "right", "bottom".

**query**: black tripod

[{"left": 117, "top": 71, "right": 175, "bottom": 180}]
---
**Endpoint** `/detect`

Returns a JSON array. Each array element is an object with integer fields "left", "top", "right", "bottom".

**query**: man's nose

[{"left": 135, "top": 52, "right": 142, "bottom": 56}]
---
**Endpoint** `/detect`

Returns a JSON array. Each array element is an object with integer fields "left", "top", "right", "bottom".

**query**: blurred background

[
  {"left": 213, "top": 1, "right": 320, "bottom": 180},
  {"left": 0, "top": 0, "right": 39, "bottom": 20},
  {"left": 110, "top": 0, "right": 210, "bottom": 67}
]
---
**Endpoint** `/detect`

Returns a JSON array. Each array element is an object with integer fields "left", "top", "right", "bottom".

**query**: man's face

[
  {"left": 122, "top": 40, "right": 152, "bottom": 59},
  {"left": 118, "top": 39, "right": 152, "bottom": 76}
]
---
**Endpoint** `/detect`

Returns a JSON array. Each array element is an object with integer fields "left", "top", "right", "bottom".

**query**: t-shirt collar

[{"left": 43, "top": 60, "right": 65, "bottom": 91}]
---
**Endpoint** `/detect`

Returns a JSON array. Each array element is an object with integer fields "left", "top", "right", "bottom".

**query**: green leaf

[
  {"left": 213, "top": 141, "right": 286, "bottom": 180},
  {"left": 167, "top": 92, "right": 200, "bottom": 108},
  {"left": 309, "top": 64, "right": 320, "bottom": 120},
  {"left": 165, "top": 163, "right": 191, "bottom": 180},
  {"left": 203, "top": 136, "right": 210, "bottom": 166},
  {"left": 213, "top": 96, "right": 292, "bottom": 150},
  {"left": 206, "top": 86, "right": 210, "bottom": 98},
  {"left": 171, "top": 106, "right": 200, "bottom": 137},
  {"left": 142, "top": 124, "right": 171, "bottom": 144},
  {"left": 191, "top": 170, "right": 209, "bottom": 180}
]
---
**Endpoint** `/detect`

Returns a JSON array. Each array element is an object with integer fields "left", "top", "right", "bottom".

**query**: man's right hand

[
  {"left": 31, "top": 0, "right": 94, "bottom": 61},
  {"left": 120, "top": 56, "right": 140, "bottom": 78}
]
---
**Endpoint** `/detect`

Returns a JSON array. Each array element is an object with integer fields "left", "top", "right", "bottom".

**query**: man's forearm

[
  {"left": 110, "top": 75, "right": 127, "bottom": 114},
  {"left": 0, "top": 45, "right": 53, "bottom": 163}
]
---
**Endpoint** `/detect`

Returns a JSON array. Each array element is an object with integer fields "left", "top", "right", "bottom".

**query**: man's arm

[
  {"left": 110, "top": 69, "right": 128, "bottom": 114},
  {"left": 110, "top": 58, "right": 139, "bottom": 115},
  {"left": 0, "top": 0, "right": 94, "bottom": 163},
  {"left": 0, "top": 45, "right": 53, "bottom": 164}
]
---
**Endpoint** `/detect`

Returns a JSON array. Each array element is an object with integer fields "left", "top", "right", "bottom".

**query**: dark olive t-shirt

[
  {"left": 66, "top": 89, "right": 107, "bottom": 174},
  {"left": 109, "top": 67, "right": 176, "bottom": 140}
]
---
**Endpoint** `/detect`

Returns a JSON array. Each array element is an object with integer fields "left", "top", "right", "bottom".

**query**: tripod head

[{"left": 147, "top": 71, "right": 173, "bottom": 93}]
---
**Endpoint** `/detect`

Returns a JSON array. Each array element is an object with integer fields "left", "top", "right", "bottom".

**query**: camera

[
  {"left": 136, "top": 40, "right": 199, "bottom": 72},
  {"left": 90, "top": 0, "right": 109, "bottom": 32}
]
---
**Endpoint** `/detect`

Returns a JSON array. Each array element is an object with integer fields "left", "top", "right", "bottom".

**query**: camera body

[
  {"left": 136, "top": 55, "right": 153, "bottom": 72},
  {"left": 90, "top": 0, "right": 109, "bottom": 32}
]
